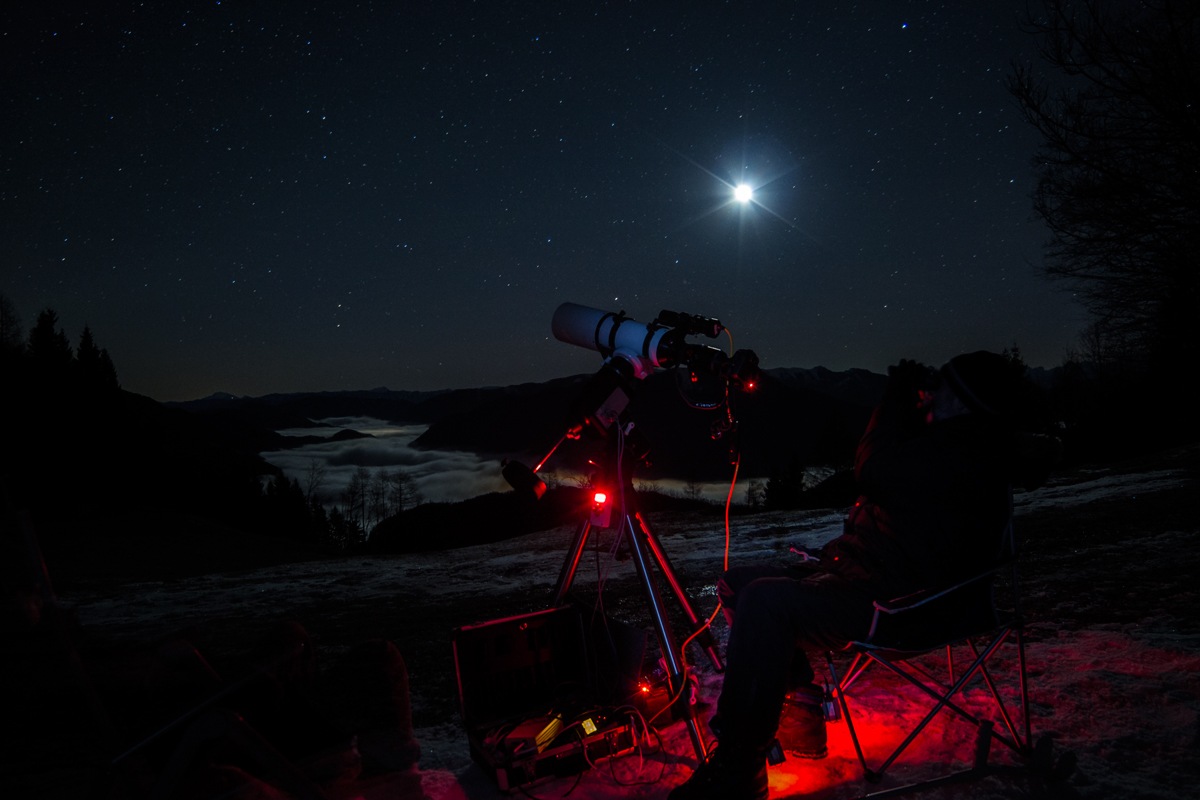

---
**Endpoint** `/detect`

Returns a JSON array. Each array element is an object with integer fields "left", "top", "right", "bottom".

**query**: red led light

[
  {"left": 640, "top": 684, "right": 650, "bottom": 694},
  {"left": 594, "top": 492, "right": 607, "bottom": 504}
]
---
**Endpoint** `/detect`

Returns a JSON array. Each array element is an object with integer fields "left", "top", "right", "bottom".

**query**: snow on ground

[
  {"left": 1012, "top": 468, "right": 1190, "bottom": 515},
  {"left": 65, "top": 463, "right": 1199, "bottom": 799}
]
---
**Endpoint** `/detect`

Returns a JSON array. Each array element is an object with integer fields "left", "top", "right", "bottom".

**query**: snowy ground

[{"left": 62, "top": 451, "right": 1200, "bottom": 799}]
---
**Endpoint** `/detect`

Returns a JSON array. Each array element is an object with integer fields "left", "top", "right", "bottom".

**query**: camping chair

[{"left": 825, "top": 490, "right": 1035, "bottom": 796}]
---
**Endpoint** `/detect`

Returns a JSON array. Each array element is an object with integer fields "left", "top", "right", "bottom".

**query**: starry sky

[{"left": 2, "top": 1, "right": 1082, "bottom": 401}]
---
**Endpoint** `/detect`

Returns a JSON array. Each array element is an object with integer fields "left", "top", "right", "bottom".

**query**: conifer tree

[
  {"left": 0, "top": 292, "right": 22, "bottom": 357},
  {"left": 97, "top": 348, "right": 119, "bottom": 390},
  {"left": 76, "top": 325, "right": 101, "bottom": 382},
  {"left": 28, "top": 308, "right": 73, "bottom": 374}
]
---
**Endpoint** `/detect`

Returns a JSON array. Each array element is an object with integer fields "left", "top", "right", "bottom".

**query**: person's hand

[{"left": 885, "top": 359, "right": 931, "bottom": 405}]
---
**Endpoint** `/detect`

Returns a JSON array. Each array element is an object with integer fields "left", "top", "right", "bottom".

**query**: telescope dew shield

[{"left": 552, "top": 303, "right": 675, "bottom": 368}]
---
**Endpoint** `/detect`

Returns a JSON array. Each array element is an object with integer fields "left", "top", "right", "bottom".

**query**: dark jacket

[{"left": 819, "top": 395, "right": 1045, "bottom": 600}]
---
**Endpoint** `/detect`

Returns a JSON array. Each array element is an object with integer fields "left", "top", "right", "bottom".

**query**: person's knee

[
  {"left": 719, "top": 565, "right": 768, "bottom": 609},
  {"left": 738, "top": 577, "right": 794, "bottom": 614}
]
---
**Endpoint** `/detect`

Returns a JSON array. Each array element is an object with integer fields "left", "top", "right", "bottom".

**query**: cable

[
  {"left": 644, "top": 450, "right": 740, "bottom": 728},
  {"left": 610, "top": 724, "right": 666, "bottom": 787},
  {"left": 604, "top": 706, "right": 669, "bottom": 787},
  {"left": 673, "top": 365, "right": 725, "bottom": 409},
  {"left": 645, "top": 603, "right": 723, "bottom": 728},
  {"left": 578, "top": 404, "right": 743, "bottom": 782},
  {"left": 725, "top": 452, "right": 739, "bottom": 573},
  {"left": 504, "top": 713, "right": 603, "bottom": 799},
  {"left": 724, "top": 326, "right": 734, "bottom": 357}
]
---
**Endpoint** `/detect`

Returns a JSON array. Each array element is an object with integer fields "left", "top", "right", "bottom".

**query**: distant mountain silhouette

[
  {"left": 164, "top": 367, "right": 892, "bottom": 481},
  {"left": 408, "top": 369, "right": 880, "bottom": 481},
  {"left": 164, "top": 387, "right": 448, "bottom": 421},
  {"left": 763, "top": 366, "right": 888, "bottom": 408}
]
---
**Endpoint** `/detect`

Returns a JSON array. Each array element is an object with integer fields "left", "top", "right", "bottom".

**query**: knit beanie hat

[{"left": 940, "top": 351, "right": 1021, "bottom": 418}]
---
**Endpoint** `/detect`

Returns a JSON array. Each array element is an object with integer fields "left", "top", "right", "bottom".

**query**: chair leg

[
  {"left": 867, "top": 653, "right": 985, "bottom": 732},
  {"left": 968, "top": 638, "right": 1022, "bottom": 750},
  {"left": 905, "top": 658, "right": 949, "bottom": 692},
  {"left": 827, "top": 653, "right": 878, "bottom": 782},
  {"left": 868, "top": 630, "right": 1020, "bottom": 775},
  {"left": 854, "top": 721, "right": 996, "bottom": 800},
  {"left": 841, "top": 652, "right": 871, "bottom": 692},
  {"left": 1018, "top": 627, "right": 1032, "bottom": 752}
]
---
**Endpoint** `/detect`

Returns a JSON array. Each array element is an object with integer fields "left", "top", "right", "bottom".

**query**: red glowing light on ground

[{"left": 593, "top": 492, "right": 607, "bottom": 504}]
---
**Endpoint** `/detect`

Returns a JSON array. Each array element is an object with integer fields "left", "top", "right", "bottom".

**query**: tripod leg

[
  {"left": 637, "top": 514, "right": 725, "bottom": 673},
  {"left": 625, "top": 515, "right": 709, "bottom": 762},
  {"left": 550, "top": 519, "right": 592, "bottom": 607}
]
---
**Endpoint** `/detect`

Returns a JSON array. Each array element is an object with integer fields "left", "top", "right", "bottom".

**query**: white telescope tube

[{"left": 551, "top": 303, "right": 673, "bottom": 367}]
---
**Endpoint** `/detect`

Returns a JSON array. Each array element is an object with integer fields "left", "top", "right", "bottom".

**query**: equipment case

[{"left": 451, "top": 605, "right": 638, "bottom": 792}]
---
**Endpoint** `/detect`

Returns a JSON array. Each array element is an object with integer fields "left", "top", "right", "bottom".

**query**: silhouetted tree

[
  {"left": 304, "top": 457, "right": 329, "bottom": 501},
  {"left": 1009, "top": 0, "right": 1200, "bottom": 367},
  {"left": 310, "top": 497, "right": 329, "bottom": 536},
  {"left": 745, "top": 479, "right": 764, "bottom": 511},
  {"left": 28, "top": 308, "right": 73, "bottom": 378},
  {"left": 406, "top": 471, "right": 424, "bottom": 508},
  {"left": 76, "top": 325, "right": 100, "bottom": 377},
  {"left": 97, "top": 349, "right": 119, "bottom": 390},
  {"left": 343, "top": 466, "right": 371, "bottom": 531},
  {"left": 68, "top": 324, "right": 119, "bottom": 391},
  {"left": 1001, "top": 342, "right": 1026, "bottom": 371},
  {"left": 0, "top": 291, "right": 22, "bottom": 357},
  {"left": 764, "top": 454, "right": 805, "bottom": 510},
  {"left": 263, "top": 474, "right": 315, "bottom": 541},
  {"left": 368, "top": 469, "right": 388, "bottom": 530},
  {"left": 328, "top": 506, "right": 353, "bottom": 550}
]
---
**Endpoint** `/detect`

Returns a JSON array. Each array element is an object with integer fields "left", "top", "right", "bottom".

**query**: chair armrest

[
  {"left": 873, "top": 557, "right": 1013, "bottom": 615},
  {"left": 864, "top": 558, "right": 1014, "bottom": 644}
]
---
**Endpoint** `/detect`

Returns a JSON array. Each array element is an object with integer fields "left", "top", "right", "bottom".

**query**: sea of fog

[{"left": 259, "top": 416, "right": 775, "bottom": 506}]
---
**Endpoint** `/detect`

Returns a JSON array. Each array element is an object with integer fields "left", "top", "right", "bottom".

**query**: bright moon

[{"left": 734, "top": 184, "right": 753, "bottom": 202}]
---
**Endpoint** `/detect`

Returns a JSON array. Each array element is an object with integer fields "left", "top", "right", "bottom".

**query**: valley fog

[{"left": 261, "top": 416, "right": 781, "bottom": 507}]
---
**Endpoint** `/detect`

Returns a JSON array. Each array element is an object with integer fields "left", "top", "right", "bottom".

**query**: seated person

[{"left": 670, "top": 351, "right": 1060, "bottom": 800}]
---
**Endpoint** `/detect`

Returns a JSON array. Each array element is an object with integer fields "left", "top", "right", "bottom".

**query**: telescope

[
  {"left": 500, "top": 301, "right": 761, "bottom": 763},
  {"left": 551, "top": 302, "right": 759, "bottom": 387},
  {"left": 540, "top": 303, "right": 759, "bottom": 448}
]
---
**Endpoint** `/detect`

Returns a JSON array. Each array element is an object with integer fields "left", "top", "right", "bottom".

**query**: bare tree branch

[{"left": 1009, "top": 1, "right": 1200, "bottom": 362}]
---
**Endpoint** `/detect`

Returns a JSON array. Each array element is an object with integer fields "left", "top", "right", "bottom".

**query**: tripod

[{"left": 547, "top": 426, "right": 724, "bottom": 763}]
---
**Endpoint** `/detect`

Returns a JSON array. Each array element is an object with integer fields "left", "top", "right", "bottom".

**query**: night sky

[{"left": 2, "top": 1, "right": 1081, "bottom": 401}]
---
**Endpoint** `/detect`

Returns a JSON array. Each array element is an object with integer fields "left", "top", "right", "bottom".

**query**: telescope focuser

[{"left": 654, "top": 310, "right": 724, "bottom": 339}]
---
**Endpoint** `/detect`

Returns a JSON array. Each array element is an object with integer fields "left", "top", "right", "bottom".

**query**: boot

[
  {"left": 776, "top": 685, "right": 827, "bottom": 759},
  {"left": 667, "top": 743, "right": 768, "bottom": 800}
]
